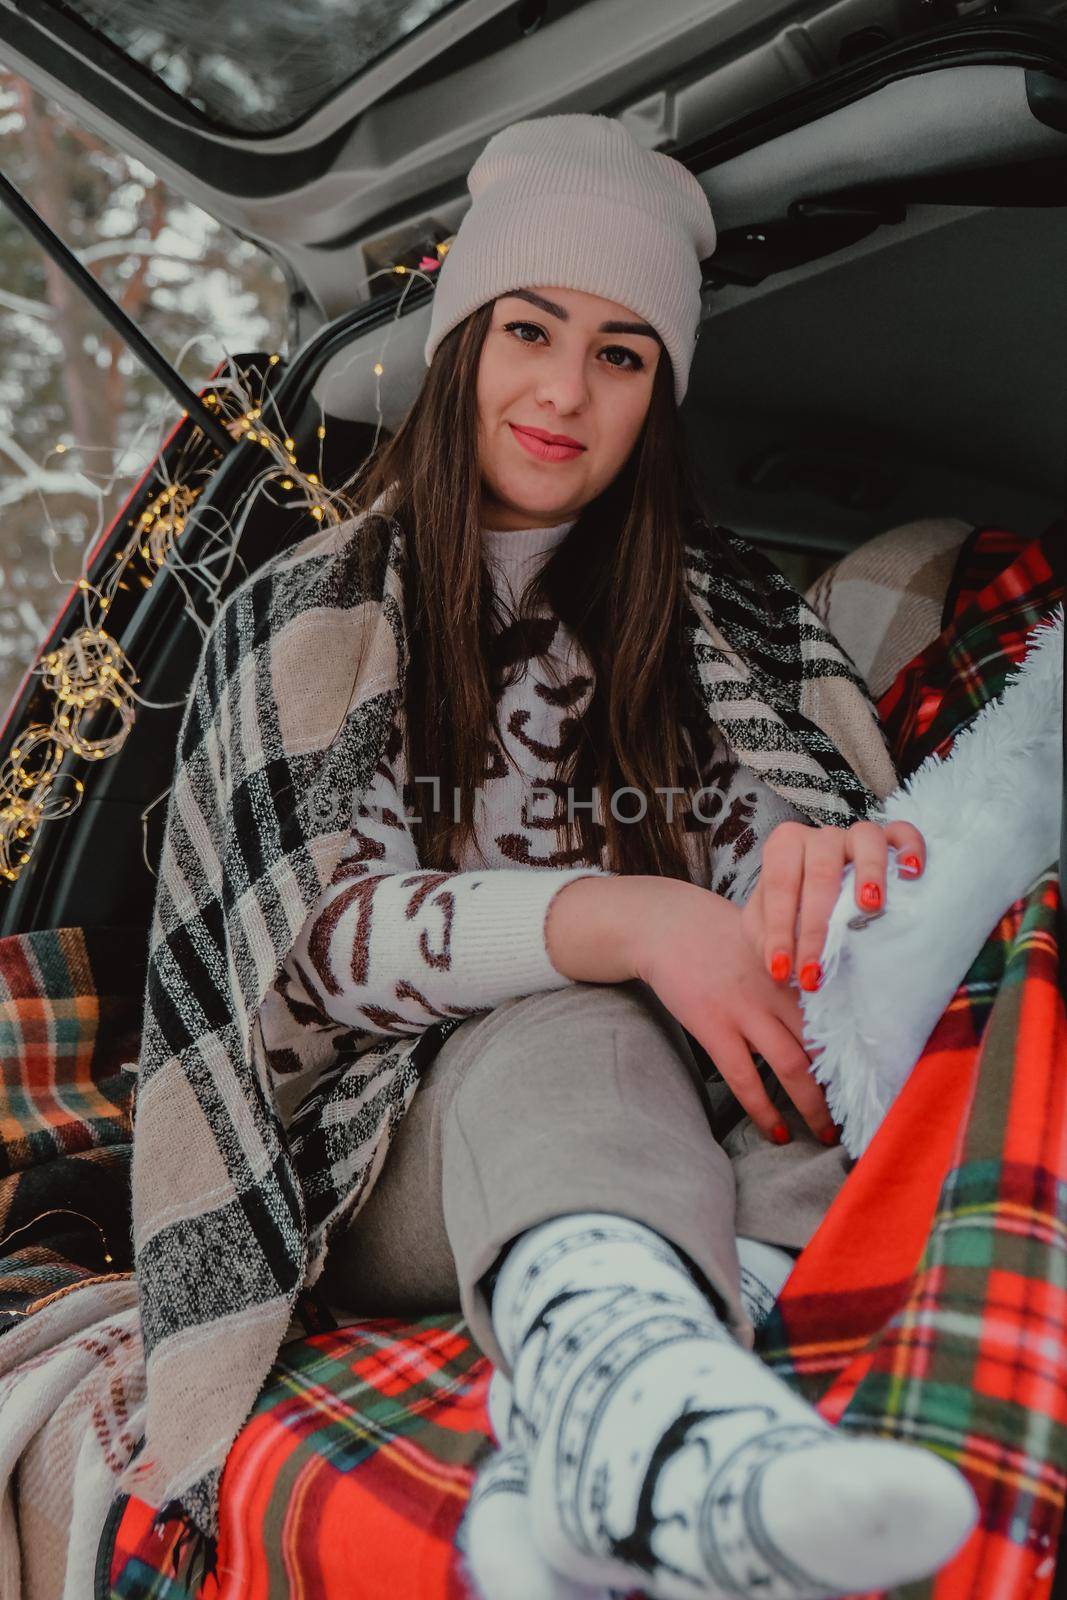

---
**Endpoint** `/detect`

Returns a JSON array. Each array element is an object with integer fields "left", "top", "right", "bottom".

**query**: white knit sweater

[{"left": 262, "top": 519, "right": 807, "bottom": 1045}]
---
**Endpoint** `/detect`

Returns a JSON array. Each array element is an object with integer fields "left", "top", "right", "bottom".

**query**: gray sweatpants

[{"left": 316, "top": 979, "right": 852, "bottom": 1373}]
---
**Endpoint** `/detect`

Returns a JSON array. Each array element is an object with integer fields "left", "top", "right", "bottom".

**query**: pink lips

[{"left": 509, "top": 424, "right": 585, "bottom": 463}]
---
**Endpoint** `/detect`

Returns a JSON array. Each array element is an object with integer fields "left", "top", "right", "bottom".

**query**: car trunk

[{"left": 0, "top": 6, "right": 1065, "bottom": 1593}]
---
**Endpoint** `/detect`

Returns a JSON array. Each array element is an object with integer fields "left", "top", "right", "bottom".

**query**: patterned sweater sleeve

[
  {"left": 277, "top": 747, "right": 613, "bottom": 1039},
  {"left": 700, "top": 739, "right": 815, "bottom": 907}
]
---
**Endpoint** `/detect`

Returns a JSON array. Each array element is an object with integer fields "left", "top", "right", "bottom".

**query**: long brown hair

[{"left": 339, "top": 297, "right": 745, "bottom": 881}]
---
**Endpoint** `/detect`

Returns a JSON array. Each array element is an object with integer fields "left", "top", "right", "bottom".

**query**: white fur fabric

[{"left": 801, "top": 605, "right": 1063, "bottom": 1159}]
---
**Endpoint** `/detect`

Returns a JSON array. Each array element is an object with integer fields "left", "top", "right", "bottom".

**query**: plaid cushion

[
  {"left": 74, "top": 526, "right": 1067, "bottom": 1598},
  {"left": 877, "top": 521, "right": 1061, "bottom": 775},
  {"left": 804, "top": 516, "right": 974, "bottom": 699},
  {"left": 0, "top": 925, "right": 143, "bottom": 1323}
]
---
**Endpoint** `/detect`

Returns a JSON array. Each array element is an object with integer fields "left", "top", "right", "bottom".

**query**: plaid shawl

[
  {"left": 116, "top": 507, "right": 898, "bottom": 1545},
  {"left": 100, "top": 520, "right": 1064, "bottom": 1600}
]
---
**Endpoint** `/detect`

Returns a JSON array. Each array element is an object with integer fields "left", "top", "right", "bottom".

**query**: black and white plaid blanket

[{"left": 116, "top": 507, "right": 898, "bottom": 1553}]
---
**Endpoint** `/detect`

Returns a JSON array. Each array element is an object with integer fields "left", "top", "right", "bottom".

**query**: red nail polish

[
  {"left": 798, "top": 961, "right": 822, "bottom": 992},
  {"left": 820, "top": 1125, "right": 841, "bottom": 1146},
  {"left": 770, "top": 952, "right": 790, "bottom": 982},
  {"left": 859, "top": 881, "right": 882, "bottom": 911},
  {"left": 771, "top": 1122, "right": 791, "bottom": 1145},
  {"left": 899, "top": 854, "right": 921, "bottom": 877}
]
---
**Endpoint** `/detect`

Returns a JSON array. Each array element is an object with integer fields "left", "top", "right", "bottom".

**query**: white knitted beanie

[{"left": 423, "top": 114, "right": 717, "bottom": 405}]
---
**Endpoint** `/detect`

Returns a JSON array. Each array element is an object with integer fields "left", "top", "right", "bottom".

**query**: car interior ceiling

[
  {"left": 307, "top": 59, "right": 1067, "bottom": 568},
  {"left": 2, "top": 59, "right": 1063, "bottom": 943}
]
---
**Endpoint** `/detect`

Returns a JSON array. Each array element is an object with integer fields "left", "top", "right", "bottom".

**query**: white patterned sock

[
  {"left": 490, "top": 1212, "right": 978, "bottom": 1600},
  {"left": 487, "top": 1366, "right": 516, "bottom": 1445},
  {"left": 461, "top": 1373, "right": 614, "bottom": 1600},
  {"left": 735, "top": 1237, "right": 795, "bottom": 1331}
]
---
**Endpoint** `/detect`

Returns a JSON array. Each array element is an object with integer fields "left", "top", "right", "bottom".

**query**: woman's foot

[
  {"left": 491, "top": 1213, "right": 978, "bottom": 1600},
  {"left": 461, "top": 1375, "right": 614, "bottom": 1600}
]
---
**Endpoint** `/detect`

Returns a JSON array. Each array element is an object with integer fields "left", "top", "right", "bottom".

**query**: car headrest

[{"left": 312, "top": 299, "right": 432, "bottom": 426}]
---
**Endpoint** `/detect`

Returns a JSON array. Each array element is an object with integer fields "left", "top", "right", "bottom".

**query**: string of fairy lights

[{"left": 0, "top": 240, "right": 451, "bottom": 888}]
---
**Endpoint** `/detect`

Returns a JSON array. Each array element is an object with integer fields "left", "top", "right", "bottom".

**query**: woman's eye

[
  {"left": 601, "top": 345, "right": 645, "bottom": 372},
  {"left": 501, "top": 322, "right": 644, "bottom": 372},
  {"left": 503, "top": 321, "right": 545, "bottom": 344}
]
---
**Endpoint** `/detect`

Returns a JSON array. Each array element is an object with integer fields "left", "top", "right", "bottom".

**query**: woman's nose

[{"left": 534, "top": 355, "right": 589, "bottom": 413}]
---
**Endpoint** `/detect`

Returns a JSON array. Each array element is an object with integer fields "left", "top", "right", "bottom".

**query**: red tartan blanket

[
  {"left": 5, "top": 523, "right": 1060, "bottom": 1600},
  {"left": 99, "top": 870, "right": 1064, "bottom": 1600}
]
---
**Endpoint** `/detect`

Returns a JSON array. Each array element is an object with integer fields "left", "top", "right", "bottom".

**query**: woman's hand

[
  {"left": 622, "top": 879, "right": 836, "bottom": 1146},
  {"left": 739, "top": 818, "right": 927, "bottom": 992}
]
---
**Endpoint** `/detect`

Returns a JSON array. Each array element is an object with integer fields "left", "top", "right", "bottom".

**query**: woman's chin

[{"left": 482, "top": 482, "right": 582, "bottom": 528}]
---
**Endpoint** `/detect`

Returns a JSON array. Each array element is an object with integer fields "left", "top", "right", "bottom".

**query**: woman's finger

[
  {"left": 793, "top": 829, "right": 847, "bottom": 989},
  {"left": 883, "top": 819, "right": 927, "bottom": 879},
  {"left": 744, "top": 1013, "right": 837, "bottom": 1144},
  {"left": 770, "top": 971, "right": 813, "bottom": 1045},
  {"left": 757, "top": 823, "right": 807, "bottom": 983},
  {"left": 846, "top": 819, "right": 890, "bottom": 914},
  {"left": 698, "top": 1025, "right": 788, "bottom": 1144}
]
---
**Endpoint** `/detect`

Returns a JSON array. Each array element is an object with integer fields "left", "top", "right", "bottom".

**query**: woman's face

[{"left": 475, "top": 284, "right": 664, "bottom": 532}]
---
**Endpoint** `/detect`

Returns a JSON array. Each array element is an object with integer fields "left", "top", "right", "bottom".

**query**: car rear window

[{"left": 43, "top": 0, "right": 464, "bottom": 134}]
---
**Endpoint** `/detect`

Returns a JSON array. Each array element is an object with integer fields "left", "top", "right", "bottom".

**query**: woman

[{"left": 269, "top": 114, "right": 978, "bottom": 1600}]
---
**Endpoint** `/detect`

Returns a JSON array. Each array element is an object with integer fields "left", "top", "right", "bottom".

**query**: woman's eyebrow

[{"left": 501, "top": 288, "right": 662, "bottom": 344}]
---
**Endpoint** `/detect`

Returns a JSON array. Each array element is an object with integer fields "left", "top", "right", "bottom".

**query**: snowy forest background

[{"left": 0, "top": 68, "right": 288, "bottom": 717}]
